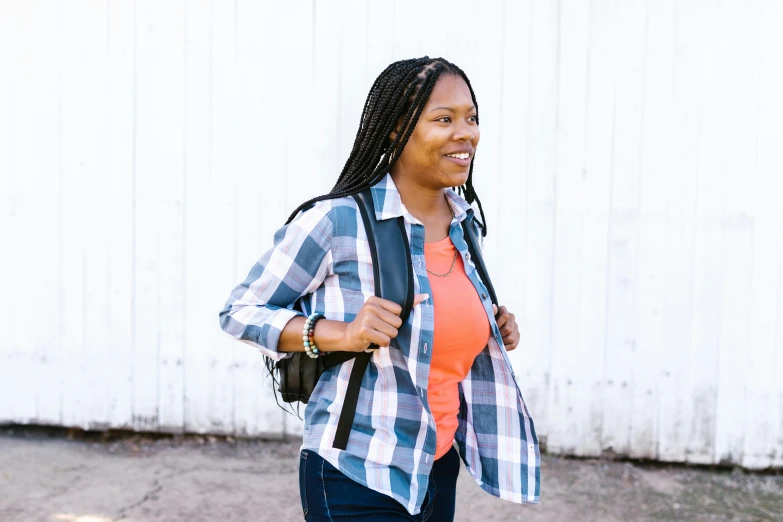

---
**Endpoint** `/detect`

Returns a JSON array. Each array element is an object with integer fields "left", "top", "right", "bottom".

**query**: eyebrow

[{"left": 428, "top": 105, "right": 477, "bottom": 113}]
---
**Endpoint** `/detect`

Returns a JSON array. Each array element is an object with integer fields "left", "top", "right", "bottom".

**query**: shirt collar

[{"left": 370, "top": 172, "right": 475, "bottom": 225}]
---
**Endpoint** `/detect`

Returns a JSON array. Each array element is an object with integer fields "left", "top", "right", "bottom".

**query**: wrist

[
  {"left": 312, "top": 318, "right": 352, "bottom": 353},
  {"left": 303, "top": 313, "right": 326, "bottom": 358}
]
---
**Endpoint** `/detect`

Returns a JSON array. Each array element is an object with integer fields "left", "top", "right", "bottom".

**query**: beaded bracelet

[{"left": 303, "top": 312, "right": 326, "bottom": 358}]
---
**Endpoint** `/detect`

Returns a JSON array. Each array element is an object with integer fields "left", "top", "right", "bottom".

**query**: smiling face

[{"left": 390, "top": 73, "right": 480, "bottom": 190}]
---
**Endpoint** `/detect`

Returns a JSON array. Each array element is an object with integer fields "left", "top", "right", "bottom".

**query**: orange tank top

[{"left": 425, "top": 235, "right": 491, "bottom": 459}]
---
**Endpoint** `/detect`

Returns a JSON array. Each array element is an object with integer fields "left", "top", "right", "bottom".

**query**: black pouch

[{"left": 276, "top": 351, "right": 327, "bottom": 404}]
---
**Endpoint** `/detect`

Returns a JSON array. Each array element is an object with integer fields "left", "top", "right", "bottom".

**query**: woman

[{"left": 219, "top": 57, "right": 539, "bottom": 521}]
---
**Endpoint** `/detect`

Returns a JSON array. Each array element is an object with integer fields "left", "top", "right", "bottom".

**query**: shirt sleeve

[{"left": 218, "top": 200, "right": 335, "bottom": 361}]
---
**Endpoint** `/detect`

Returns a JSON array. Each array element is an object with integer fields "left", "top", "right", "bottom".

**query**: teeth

[{"left": 447, "top": 153, "right": 469, "bottom": 160}]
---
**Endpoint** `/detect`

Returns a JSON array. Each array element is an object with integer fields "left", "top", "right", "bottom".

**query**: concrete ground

[{"left": 0, "top": 427, "right": 781, "bottom": 522}]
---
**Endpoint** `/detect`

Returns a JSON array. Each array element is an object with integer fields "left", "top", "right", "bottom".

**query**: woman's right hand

[{"left": 342, "top": 294, "right": 429, "bottom": 352}]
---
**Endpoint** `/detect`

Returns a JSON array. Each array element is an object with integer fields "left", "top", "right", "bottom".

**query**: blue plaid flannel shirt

[{"left": 219, "top": 173, "right": 540, "bottom": 515}]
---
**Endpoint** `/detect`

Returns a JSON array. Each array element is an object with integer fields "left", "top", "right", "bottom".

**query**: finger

[
  {"left": 359, "top": 324, "right": 392, "bottom": 347},
  {"left": 492, "top": 304, "right": 498, "bottom": 316},
  {"left": 413, "top": 294, "right": 429, "bottom": 307},
  {"left": 370, "top": 297, "right": 403, "bottom": 316},
  {"left": 504, "top": 327, "right": 520, "bottom": 350},
  {"left": 495, "top": 312, "right": 508, "bottom": 329},
  {"left": 369, "top": 316, "right": 401, "bottom": 339},
  {"left": 500, "top": 316, "right": 516, "bottom": 336},
  {"left": 366, "top": 331, "right": 392, "bottom": 347},
  {"left": 376, "top": 308, "right": 404, "bottom": 329}
]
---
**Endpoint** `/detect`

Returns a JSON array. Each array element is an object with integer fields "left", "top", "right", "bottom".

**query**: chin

[
  {"left": 447, "top": 171, "right": 470, "bottom": 187},
  {"left": 431, "top": 166, "right": 470, "bottom": 188}
]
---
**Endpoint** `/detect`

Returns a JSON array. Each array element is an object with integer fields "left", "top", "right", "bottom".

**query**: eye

[
  {"left": 468, "top": 114, "right": 478, "bottom": 123},
  {"left": 436, "top": 116, "right": 452, "bottom": 123}
]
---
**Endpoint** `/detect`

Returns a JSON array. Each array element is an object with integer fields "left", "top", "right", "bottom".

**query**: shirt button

[
  {"left": 423, "top": 343, "right": 428, "bottom": 353},
  {"left": 465, "top": 253, "right": 471, "bottom": 261},
  {"left": 482, "top": 293, "right": 488, "bottom": 300},
  {"left": 417, "top": 259, "right": 422, "bottom": 267},
  {"left": 425, "top": 455, "right": 430, "bottom": 463}
]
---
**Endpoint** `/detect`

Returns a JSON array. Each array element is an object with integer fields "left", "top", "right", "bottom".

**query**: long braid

[{"left": 286, "top": 57, "right": 488, "bottom": 237}]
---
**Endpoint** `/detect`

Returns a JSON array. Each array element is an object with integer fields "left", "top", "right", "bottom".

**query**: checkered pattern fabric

[{"left": 219, "top": 173, "right": 540, "bottom": 515}]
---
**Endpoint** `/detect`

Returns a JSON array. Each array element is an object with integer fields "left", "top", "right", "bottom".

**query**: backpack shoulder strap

[
  {"left": 352, "top": 189, "right": 414, "bottom": 323},
  {"left": 331, "top": 188, "right": 413, "bottom": 450},
  {"left": 461, "top": 214, "right": 499, "bottom": 307}
]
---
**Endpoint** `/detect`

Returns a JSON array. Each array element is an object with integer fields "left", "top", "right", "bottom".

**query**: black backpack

[{"left": 275, "top": 188, "right": 497, "bottom": 450}]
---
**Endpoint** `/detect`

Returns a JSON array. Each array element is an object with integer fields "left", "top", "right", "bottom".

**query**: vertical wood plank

[
  {"left": 0, "top": 1, "right": 61, "bottom": 424},
  {"left": 629, "top": 0, "right": 671, "bottom": 460},
  {"left": 522, "top": 0, "right": 559, "bottom": 434},
  {"left": 575, "top": 0, "right": 617, "bottom": 456},
  {"left": 182, "top": 0, "right": 216, "bottom": 434},
  {"left": 312, "top": 0, "right": 342, "bottom": 191},
  {"left": 366, "top": 0, "right": 395, "bottom": 75},
  {"left": 406, "top": 0, "right": 462, "bottom": 60},
  {"left": 0, "top": 0, "right": 14, "bottom": 420},
  {"left": 76, "top": 0, "right": 114, "bottom": 430},
  {"left": 133, "top": 0, "right": 187, "bottom": 432},
  {"left": 206, "top": 0, "right": 240, "bottom": 434},
  {"left": 427, "top": 0, "right": 477, "bottom": 67},
  {"left": 601, "top": 0, "right": 647, "bottom": 458},
  {"left": 153, "top": 1, "right": 187, "bottom": 433},
  {"left": 687, "top": 2, "right": 727, "bottom": 465},
  {"left": 230, "top": 0, "right": 278, "bottom": 438},
  {"left": 547, "top": 0, "right": 591, "bottom": 455},
  {"left": 743, "top": 0, "right": 783, "bottom": 469},
  {"left": 711, "top": 0, "right": 760, "bottom": 466},
  {"left": 132, "top": 0, "right": 162, "bottom": 431},
  {"left": 390, "top": 0, "right": 428, "bottom": 60},
  {"left": 30, "top": 0, "right": 63, "bottom": 424},
  {"left": 498, "top": 0, "right": 538, "bottom": 408},
  {"left": 655, "top": 0, "right": 706, "bottom": 464},
  {"left": 335, "top": 0, "right": 370, "bottom": 169},
  {"left": 105, "top": 0, "right": 136, "bottom": 430},
  {"left": 58, "top": 0, "right": 109, "bottom": 429},
  {"left": 766, "top": 0, "right": 783, "bottom": 469},
  {"left": 472, "top": 0, "right": 504, "bottom": 268}
]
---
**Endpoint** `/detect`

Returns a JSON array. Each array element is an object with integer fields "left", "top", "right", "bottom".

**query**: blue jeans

[{"left": 298, "top": 446, "right": 460, "bottom": 521}]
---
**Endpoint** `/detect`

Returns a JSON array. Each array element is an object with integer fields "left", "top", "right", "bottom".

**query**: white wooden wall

[{"left": 1, "top": 0, "right": 781, "bottom": 469}]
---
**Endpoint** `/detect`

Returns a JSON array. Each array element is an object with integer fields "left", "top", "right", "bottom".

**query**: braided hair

[{"left": 287, "top": 56, "right": 488, "bottom": 236}]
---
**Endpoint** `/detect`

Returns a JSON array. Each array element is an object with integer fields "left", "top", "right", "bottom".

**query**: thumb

[
  {"left": 492, "top": 304, "right": 498, "bottom": 315},
  {"left": 413, "top": 294, "right": 429, "bottom": 307}
]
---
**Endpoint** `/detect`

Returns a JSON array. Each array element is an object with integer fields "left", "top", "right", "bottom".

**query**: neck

[{"left": 390, "top": 170, "right": 450, "bottom": 221}]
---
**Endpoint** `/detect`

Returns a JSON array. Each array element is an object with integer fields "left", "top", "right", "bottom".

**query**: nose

[{"left": 453, "top": 121, "right": 476, "bottom": 142}]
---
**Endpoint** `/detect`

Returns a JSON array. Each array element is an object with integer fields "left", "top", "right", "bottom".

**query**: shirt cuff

[{"left": 258, "top": 307, "right": 305, "bottom": 362}]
